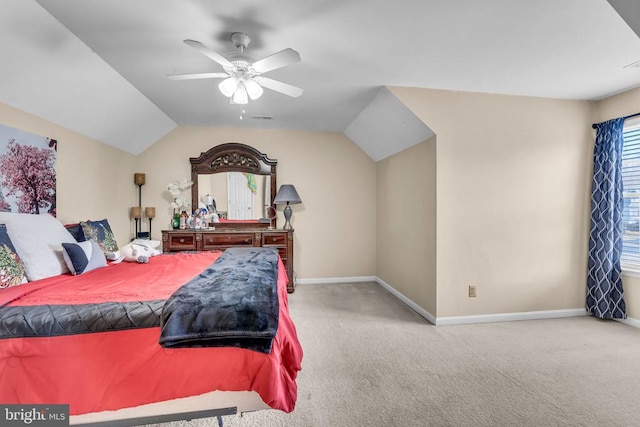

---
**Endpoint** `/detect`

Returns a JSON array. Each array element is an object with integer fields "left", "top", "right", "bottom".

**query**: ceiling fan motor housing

[{"left": 231, "top": 32, "right": 251, "bottom": 52}]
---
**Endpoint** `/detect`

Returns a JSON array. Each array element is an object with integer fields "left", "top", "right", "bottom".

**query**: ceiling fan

[{"left": 167, "top": 32, "right": 303, "bottom": 104}]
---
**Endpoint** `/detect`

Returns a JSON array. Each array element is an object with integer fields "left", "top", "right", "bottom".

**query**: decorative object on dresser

[
  {"left": 265, "top": 206, "right": 277, "bottom": 229},
  {"left": 167, "top": 178, "right": 193, "bottom": 212},
  {"left": 167, "top": 178, "right": 193, "bottom": 230},
  {"left": 274, "top": 184, "right": 302, "bottom": 231},
  {"left": 162, "top": 228, "right": 295, "bottom": 293}
]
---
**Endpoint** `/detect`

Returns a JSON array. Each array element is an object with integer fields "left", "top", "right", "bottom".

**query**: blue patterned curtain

[{"left": 587, "top": 118, "right": 626, "bottom": 319}]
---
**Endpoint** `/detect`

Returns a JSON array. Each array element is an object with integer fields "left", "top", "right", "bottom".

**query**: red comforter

[{"left": 0, "top": 252, "right": 303, "bottom": 415}]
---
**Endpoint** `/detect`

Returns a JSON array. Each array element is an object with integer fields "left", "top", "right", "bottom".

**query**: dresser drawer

[
  {"left": 168, "top": 233, "right": 196, "bottom": 251},
  {"left": 202, "top": 233, "right": 254, "bottom": 250},
  {"left": 262, "top": 233, "right": 287, "bottom": 246}
]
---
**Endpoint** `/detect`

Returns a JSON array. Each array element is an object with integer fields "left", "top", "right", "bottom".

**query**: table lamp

[{"left": 273, "top": 185, "right": 302, "bottom": 230}]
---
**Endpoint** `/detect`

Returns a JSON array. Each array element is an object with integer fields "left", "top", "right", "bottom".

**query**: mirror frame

[{"left": 190, "top": 143, "right": 278, "bottom": 229}]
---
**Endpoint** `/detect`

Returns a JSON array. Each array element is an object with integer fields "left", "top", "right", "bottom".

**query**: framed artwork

[{"left": 0, "top": 124, "right": 57, "bottom": 216}]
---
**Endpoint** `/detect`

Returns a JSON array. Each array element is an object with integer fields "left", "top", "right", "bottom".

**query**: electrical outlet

[{"left": 468, "top": 285, "right": 477, "bottom": 298}]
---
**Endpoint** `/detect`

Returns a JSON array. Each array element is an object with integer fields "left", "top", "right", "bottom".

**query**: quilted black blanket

[
  {"left": 0, "top": 301, "right": 164, "bottom": 338},
  {"left": 159, "top": 247, "right": 280, "bottom": 354}
]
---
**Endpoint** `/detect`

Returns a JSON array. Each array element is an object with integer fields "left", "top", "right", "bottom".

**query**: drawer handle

[
  {"left": 272, "top": 237, "right": 277, "bottom": 242},
  {"left": 244, "top": 238, "right": 249, "bottom": 243},
  {"left": 179, "top": 238, "right": 185, "bottom": 243},
  {"left": 208, "top": 239, "right": 213, "bottom": 244}
]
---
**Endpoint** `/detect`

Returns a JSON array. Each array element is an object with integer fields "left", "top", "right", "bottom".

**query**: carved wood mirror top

[{"left": 190, "top": 143, "right": 277, "bottom": 229}]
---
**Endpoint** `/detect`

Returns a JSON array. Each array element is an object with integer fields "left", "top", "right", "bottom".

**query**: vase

[
  {"left": 179, "top": 211, "right": 188, "bottom": 230},
  {"left": 171, "top": 213, "right": 180, "bottom": 230}
]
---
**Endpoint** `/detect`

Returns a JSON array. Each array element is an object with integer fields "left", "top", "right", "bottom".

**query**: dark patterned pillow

[
  {"left": 80, "top": 219, "right": 119, "bottom": 253},
  {"left": 61, "top": 240, "right": 107, "bottom": 275},
  {"left": 64, "top": 223, "right": 86, "bottom": 242},
  {"left": 0, "top": 224, "right": 27, "bottom": 288}
]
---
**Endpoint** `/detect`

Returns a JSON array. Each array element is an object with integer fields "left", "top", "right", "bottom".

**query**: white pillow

[{"left": 0, "top": 213, "right": 77, "bottom": 281}]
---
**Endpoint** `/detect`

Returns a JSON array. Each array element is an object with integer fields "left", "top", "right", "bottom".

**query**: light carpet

[{"left": 148, "top": 282, "right": 640, "bottom": 427}]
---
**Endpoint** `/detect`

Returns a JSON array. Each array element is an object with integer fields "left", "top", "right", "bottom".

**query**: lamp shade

[
  {"left": 144, "top": 207, "right": 156, "bottom": 219},
  {"left": 274, "top": 185, "right": 302, "bottom": 205},
  {"left": 231, "top": 82, "right": 249, "bottom": 105},
  {"left": 218, "top": 77, "right": 239, "bottom": 97},
  {"left": 244, "top": 79, "right": 264, "bottom": 100},
  {"left": 134, "top": 173, "right": 146, "bottom": 186},
  {"left": 130, "top": 207, "right": 142, "bottom": 219}
]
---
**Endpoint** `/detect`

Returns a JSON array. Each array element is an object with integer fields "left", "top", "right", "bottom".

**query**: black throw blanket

[{"left": 159, "top": 247, "right": 280, "bottom": 353}]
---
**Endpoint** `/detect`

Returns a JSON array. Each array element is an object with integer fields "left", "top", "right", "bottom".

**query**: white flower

[{"left": 167, "top": 179, "right": 193, "bottom": 210}]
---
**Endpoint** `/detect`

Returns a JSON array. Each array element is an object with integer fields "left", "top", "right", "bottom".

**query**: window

[{"left": 621, "top": 118, "right": 640, "bottom": 270}]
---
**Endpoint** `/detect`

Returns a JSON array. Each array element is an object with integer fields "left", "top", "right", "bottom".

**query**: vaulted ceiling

[{"left": 1, "top": 1, "right": 640, "bottom": 158}]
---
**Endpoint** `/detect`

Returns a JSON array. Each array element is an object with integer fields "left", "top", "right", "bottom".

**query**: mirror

[
  {"left": 190, "top": 143, "right": 277, "bottom": 229},
  {"left": 197, "top": 173, "right": 271, "bottom": 220}
]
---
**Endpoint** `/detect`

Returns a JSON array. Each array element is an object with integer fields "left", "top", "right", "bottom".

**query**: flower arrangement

[{"left": 167, "top": 178, "right": 193, "bottom": 212}]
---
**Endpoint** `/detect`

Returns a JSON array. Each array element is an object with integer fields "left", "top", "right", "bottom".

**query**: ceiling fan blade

[
  {"left": 254, "top": 76, "right": 303, "bottom": 98},
  {"left": 252, "top": 48, "right": 301, "bottom": 74},
  {"left": 167, "top": 72, "right": 229, "bottom": 80},
  {"left": 183, "top": 39, "right": 233, "bottom": 68}
]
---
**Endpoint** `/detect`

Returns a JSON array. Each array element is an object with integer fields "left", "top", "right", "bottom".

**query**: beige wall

[
  {"left": 376, "top": 137, "right": 437, "bottom": 316},
  {"left": 389, "top": 87, "right": 594, "bottom": 317},
  {"left": 135, "top": 126, "right": 377, "bottom": 279},
  {"left": 0, "top": 101, "right": 136, "bottom": 245},
  {"left": 595, "top": 85, "right": 640, "bottom": 319}
]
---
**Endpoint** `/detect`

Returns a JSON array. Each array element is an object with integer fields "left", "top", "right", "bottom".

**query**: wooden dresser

[{"left": 162, "top": 229, "right": 295, "bottom": 293}]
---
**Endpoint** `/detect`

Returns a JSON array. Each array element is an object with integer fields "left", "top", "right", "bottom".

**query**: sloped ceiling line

[
  {"left": 0, "top": 0, "right": 176, "bottom": 155},
  {"left": 344, "top": 87, "right": 435, "bottom": 162}
]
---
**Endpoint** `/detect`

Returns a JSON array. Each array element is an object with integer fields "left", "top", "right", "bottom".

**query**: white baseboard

[
  {"left": 375, "top": 276, "right": 587, "bottom": 326},
  {"left": 298, "top": 276, "right": 639, "bottom": 328},
  {"left": 375, "top": 277, "right": 437, "bottom": 325},
  {"left": 296, "top": 276, "right": 376, "bottom": 285},
  {"left": 435, "top": 308, "right": 588, "bottom": 326},
  {"left": 616, "top": 316, "right": 640, "bottom": 328}
]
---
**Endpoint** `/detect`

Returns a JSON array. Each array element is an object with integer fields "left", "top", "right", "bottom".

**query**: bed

[{"left": 0, "top": 213, "right": 303, "bottom": 426}]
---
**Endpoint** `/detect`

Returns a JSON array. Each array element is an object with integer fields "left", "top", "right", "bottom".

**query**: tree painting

[
  {"left": 0, "top": 124, "right": 57, "bottom": 216},
  {"left": 0, "top": 191, "right": 9, "bottom": 212}
]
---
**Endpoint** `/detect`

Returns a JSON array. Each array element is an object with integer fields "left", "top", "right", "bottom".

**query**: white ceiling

[{"left": 1, "top": 0, "right": 640, "bottom": 158}]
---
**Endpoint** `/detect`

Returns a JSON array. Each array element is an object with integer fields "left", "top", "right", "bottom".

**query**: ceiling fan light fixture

[
  {"left": 231, "top": 81, "right": 249, "bottom": 105},
  {"left": 218, "top": 77, "right": 239, "bottom": 97},
  {"left": 244, "top": 79, "right": 264, "bottom": 100}
]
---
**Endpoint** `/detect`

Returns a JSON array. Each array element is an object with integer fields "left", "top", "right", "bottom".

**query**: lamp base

[{"left": 283, "top": 204, "right": 293, "bottom": 230}]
